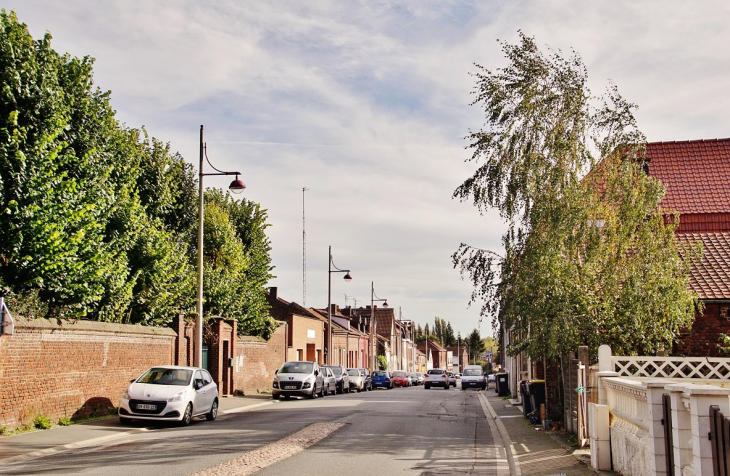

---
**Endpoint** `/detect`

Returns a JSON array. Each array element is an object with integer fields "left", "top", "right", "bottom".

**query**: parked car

[
  {"left": 358, "top": 368, "right": 373, "bottom": 391},
  {"left": 412, "top": 372, "right": 425, "bottom": 385},
  {"left": 391, "top": 371, "right": 412, "bottom": 387},
  {"left": 424, "top": 369, "right": 449, "bottom": 389},
  {"left": 322, "top": 365, "right": 350, "bottom": 394},
  {"left": 447, "top": 372, "right": 457, "bottom": 387},
  {"left": 321, "top": 366, "right": 337, "bottom": 395},
  {"left": 271, "top": 361, "right": 324, "bottom": 399},
  {"left": 371, "top": 370, "right": 393, "bottom": 389},
  {"left": 118, "top": 366, "right": 218, "bottom": 426},
  {"left": 487, "top": 373, "right": 496, "bottom": 388},
  {"left": 461, "top": 365, "right": 487, "bottom": 390},
  {"left": 347, "top": 368, "right": 366, "bottom": 392}
]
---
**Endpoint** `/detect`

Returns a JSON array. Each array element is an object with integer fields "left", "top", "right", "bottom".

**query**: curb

[{"left": 478, "top": 392, "right": 521, "bottom": 476}]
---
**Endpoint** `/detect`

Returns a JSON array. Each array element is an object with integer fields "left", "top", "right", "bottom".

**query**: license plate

[
  {"left": 136, "top": 404, "right": 156, "bottom": 410},
  {"left": 283, "top": 385, "right": 296, "bottom": 390}
]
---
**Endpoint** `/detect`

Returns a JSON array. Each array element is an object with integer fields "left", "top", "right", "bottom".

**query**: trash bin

[
  {"left": 528, "top": 380, "right": 546, "bottom": 420},
  {"left": 497, "top": 372, "right": 510, "bottom": 397},
  {"left": 520, "top": 380, "right": 532, "bottom": 418}
]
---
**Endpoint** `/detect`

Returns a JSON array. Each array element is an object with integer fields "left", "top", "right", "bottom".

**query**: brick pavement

[{"left": 484, "top": 390, "right": 615, "bottom": 476}]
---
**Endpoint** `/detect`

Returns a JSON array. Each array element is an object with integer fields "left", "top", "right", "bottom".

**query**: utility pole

[{"left": 302, "top": 187, "right": 308, "bottom": 306}]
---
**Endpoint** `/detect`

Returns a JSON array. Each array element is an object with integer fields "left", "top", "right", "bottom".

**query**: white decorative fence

[{"left": 593, "top": 345, "right": 730, "bottom": 476}]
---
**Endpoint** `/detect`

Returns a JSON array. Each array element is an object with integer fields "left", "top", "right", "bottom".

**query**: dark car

[
  {"left": 322, "top": 365, "right": 350, "bottom": 394},
  {"left": 371, "top": 370, "right": 393, "bottom": 389}
]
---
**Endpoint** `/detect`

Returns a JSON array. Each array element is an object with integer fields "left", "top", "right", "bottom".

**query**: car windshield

[
  {"left": 373, "top": 371, "right": 388, "bottom": 377},
  {"left": 347, "top": 369, "right": 360, "bottom": 376},
  {"left": 279, "top": 362, "right": 313, "bottom": 374},
  {"left": 427, "top": 369, "right": 444, "bottom": 375},
  {"left": 464, "top": 369, "right": 483, "bottom": 376},
  {"left": 137, "top": 368, "right": 192, "bottom": 386},
  {"left": 393, "top": 371, "right": 407, "bottom": 377},
  {"left": 327, "top": 367, "right": 342, "bottom": 376}
]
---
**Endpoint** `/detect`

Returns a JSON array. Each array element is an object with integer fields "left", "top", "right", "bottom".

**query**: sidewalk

[
  {"left": 0, "top": 394, "right": 276, "bottom": 464},
  {"left": 483, "top": 390, "right": 614, "bottom": 476}
]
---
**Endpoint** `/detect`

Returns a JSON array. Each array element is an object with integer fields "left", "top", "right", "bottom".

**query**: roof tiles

[
  {"left": 676, "top": 232, "right": 730, "bottom": 300},
  {"left": 646, "top": 138, "right": 730, "bottom": 214}
]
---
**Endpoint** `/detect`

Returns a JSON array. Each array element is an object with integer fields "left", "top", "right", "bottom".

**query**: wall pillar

[
  {"left": 645, "top": 381, "right": 672, "bottom": 476},
  {"left": 684, "top": 384, "right": 730, "bottom": 476},
  {"left": 667, "top": 384, "right": 693, "bottom": 475}
]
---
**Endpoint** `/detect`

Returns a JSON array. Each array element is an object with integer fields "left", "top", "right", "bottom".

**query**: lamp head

[
  {"left": 343, "top": 272, "right": 353, "bottom": 282},
  {"left": 382, "top": 301, "right": 388, "bottom": 308},
  {"left": 229, "top": 175, "right": 246, "bottom": 194}
]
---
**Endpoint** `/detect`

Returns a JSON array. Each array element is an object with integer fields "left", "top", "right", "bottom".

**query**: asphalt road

[{"left": 0, "top": 385, "right": 505, "bottom": 475}]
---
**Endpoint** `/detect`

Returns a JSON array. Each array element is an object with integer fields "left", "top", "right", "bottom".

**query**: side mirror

[
  {"left": 314, "top": 370, "right": 319, "bottom": 376},
  {"left": 275, "top": 369, "right": 278, "bottom": 374},
  {"left": 195, "top": 380, "right": 203, "bottom": 390}
]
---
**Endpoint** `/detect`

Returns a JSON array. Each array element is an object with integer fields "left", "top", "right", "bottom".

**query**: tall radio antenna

[{"left": 303, "top": 187, "right": 309, "bottom": 306}]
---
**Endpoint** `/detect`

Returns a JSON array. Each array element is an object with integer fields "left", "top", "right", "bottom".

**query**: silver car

[
  {"left": 347, "top": 367, "right": 365, "bottom": 392},
  {"left": 272, "top": 361, "right": 325, "bottom": 399},
  {"left": 321, "top": 366, "right": 336, "bottom": 395}
]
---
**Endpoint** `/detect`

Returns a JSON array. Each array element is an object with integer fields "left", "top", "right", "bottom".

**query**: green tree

[
  {"left": 0, "top": 10, "right": 132, "bottom": 316},
  {"left": 202, "top": 190, "right": 277, "bottom": 338},
  {"left": 453, "top": 32, "right": 700, "bottom": 361},
  {"left": 466, "top": 329, "right": 486, "bottom": 364}
]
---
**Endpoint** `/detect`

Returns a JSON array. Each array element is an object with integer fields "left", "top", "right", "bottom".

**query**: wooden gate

[
  {"left": 710, "top": 405, "right": 730, "bottom": 476},
  {"left": 662, "top": 393, "right": 674, "bottom": 476}
]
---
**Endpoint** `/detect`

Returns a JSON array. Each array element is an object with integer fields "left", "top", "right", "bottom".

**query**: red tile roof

[
  {"left": 676, "top": 232, "right": 730, "bottom": 300},
  {"left": 646, "top": 138, "right": 730, "bottom": 214}
]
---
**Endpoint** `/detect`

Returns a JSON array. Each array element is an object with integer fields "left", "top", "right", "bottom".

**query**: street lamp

[
  {"left": 196, "top": 125, "right": 246, "bottom": 368},
  {"left": 327, "top": 246, "right": 352, "bottom": 365},
  {"left": 457, "top": 331, "right": 461, "bottom": 373},
  {"left": 370, "top": 282, "right": 388, "bottom": 371}
]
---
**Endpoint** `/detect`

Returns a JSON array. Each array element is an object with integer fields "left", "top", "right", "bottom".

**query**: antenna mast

[{"left": 303, "top": 187, "right": 309, "bottom": 306}]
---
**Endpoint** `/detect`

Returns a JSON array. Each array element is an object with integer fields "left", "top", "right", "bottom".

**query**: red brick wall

[
  {"left": 232, "top": 324, "right": 287, "bottom": 394},
  {"left": 674, "top": 303, "right": 730, "bottom": 356},
  {"left": 0, "top": 317, "right": 176, "bottom": 430}
]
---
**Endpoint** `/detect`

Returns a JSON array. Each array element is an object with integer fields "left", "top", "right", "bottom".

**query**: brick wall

[
  {"left": 232, "top": 324, "right": 287, "bottom": 394},
  {"left": 0, "top": 317, "right": 176, "bottom": 430},
  {"left": 674, "top": 303, "right": 730, "bottom": 356}
]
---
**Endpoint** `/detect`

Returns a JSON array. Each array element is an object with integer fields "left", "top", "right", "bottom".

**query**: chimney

[
  {"left": 269, "top": 287, "right": 277, "bottom": 300},
  {"left": 330, "top": 304, "right": 340, "bottom": 314}
]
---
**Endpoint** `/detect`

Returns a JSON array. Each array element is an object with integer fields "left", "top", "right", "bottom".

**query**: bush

[
  {"left": 377, "top": 355, "right": 388, "bottom": 370},
  {"left": 33, "top": 415, "right": 52, "bottom": 430},
  {"left": 58, "top": 417, "right": 72, "bottom": 426}
]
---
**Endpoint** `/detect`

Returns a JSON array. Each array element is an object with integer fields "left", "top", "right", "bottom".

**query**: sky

[{"left": 9, "top": 1, "right": 730, "bottom": 338}]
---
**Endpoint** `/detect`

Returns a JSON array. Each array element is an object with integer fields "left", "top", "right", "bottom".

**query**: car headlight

[
  {"left": 168, "top": 390, "right": 187, "bottom": 402},
  {"left": 302, "top": 381, "right": 311, "bottom": 389},
  {"left": 272, "top": 380, "right": 279, "bottom": 389},
  {"left": 122, "top": 388, "right": 130, "bottom": 400}
]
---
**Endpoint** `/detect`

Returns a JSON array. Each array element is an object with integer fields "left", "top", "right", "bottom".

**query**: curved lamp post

[
  {"left": 327, "top": 246, "right": 352, "bottom": 365},
  {"left": 196, "top": 125, "right": 246, "bottom": 368},
  {"left": 370, "top": 282, "right": 388, "bottom": 371},
  {"left": 457, "top": 331, "right": 461, "bottom": 373}
]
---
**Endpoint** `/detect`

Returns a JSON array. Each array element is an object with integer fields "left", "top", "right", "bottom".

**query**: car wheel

[
  {"left": 273, "top": 393, "right": 280, "bottom": 400},
  {"left": 425, "top": 384, "right": 430, "bottom": 390},
  {"left": 309, "top": 386, "right": 317, "bottom": 399},
  {"left": 181, "top": 403, "right": 193, "bottom": 426},
  {"left": 461, "top": 385, "right": 466, "bottom": 391},
  {"left": 119, "top": 416, "right": 131, "bottom": 425},
  {"left": 206, "top": 399, "right": 218, "bottom": 421},
  {"left": 318, "top": 383, "right": 325, "bottom": 398}
]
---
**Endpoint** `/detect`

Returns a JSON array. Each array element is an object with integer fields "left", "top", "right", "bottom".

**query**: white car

[{"left": 118, "top": 366, "right": 219, "bottom": 426}]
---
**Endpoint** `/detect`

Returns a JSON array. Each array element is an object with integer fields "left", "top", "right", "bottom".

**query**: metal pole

[
  {"left": 370, "top": 282, "right": 374, "bottom": 371},
  {"left": 196, "top": 125, "right": 205, "bottom": 368},
  {"left": 327, "top": 246, "right": 332, "bottom": 365}
]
